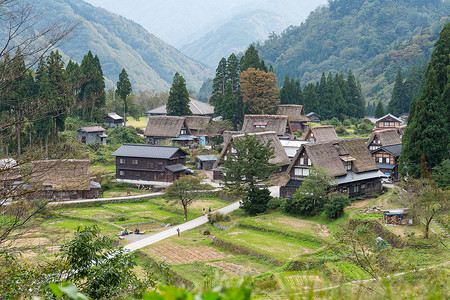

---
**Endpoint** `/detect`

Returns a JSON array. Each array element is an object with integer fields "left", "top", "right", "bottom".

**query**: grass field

[
  {"left": 126, "top": 116, "right": 147, "bottom": 129},
  {"left": 216, "top": 227, "right": 322, "bottom": 262}
]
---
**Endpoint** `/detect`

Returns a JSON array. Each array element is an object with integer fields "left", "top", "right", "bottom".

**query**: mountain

[
  {"left": 14, "top": 0, "right": 214, "bottom": 91},
  {"left": 84, "top": 0, "right": 327, "bottom": 67},
  {"left": 256, "top": 0, "right": 450, "bottom": 105}
]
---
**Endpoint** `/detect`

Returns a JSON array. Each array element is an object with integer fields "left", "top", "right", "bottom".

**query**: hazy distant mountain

[
  {"left": 84, "top": 0, "right": 327, "bottom": 66},
  {"left": 256, "top": 0, "right": 450, "bottom": 105},
  {"left": 12, "top": 0, "right": 213, "bottom": 91}
]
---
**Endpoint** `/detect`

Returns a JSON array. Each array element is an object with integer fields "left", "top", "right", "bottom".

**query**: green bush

[
  {"left": 324, "top": 193, "right": 351, "bottom": 219},
  {"left": 335, "top": 125, "right": 348, "bottom": 135},
  {"left": 208, "top": 212, "right": 230, "bottom": 224},
  {"left": 267, "top": 197, "right": 286, "bottom": 210},
  {"left": 240, "top": 188, "right": 272, "bottom": 215}
]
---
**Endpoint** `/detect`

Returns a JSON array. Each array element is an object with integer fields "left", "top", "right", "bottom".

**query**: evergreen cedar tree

[
  {"left": 400, "top": 22, "right": 450, "bottom": 179},
  {"left": 222, "top": 133, "right": 278, "bottom": 194},
  {"left": 116, "top": 68, "right": 132, "bottom": 126},
  {"left": 240, "top": 68, "right": 280, "bottom": 115},
  {"left": 374, "top": 100, "right": 385, "bottom": 118},
  {"left": 166, "top": 72, "right": 191, "bottom": 116}
]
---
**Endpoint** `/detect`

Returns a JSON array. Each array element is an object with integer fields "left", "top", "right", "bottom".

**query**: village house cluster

[{"left": 0, "top": 99, "right": 407, "bottom": 201}]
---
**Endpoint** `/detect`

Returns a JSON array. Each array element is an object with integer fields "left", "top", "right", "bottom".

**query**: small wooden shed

[{"left": 196, "top": 155, "right": 217, "bottom": 170}]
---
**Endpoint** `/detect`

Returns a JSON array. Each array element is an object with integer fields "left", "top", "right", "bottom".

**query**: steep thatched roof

[
  {"left": 144, "top": 116, "right": 186, "bottom": 138},
  {"left": 288, "top": 138, "right": 378, "bottom": 177},
  {"left": 303, "top": 125, "right": 338, "bottom": 142},
  {"left": 214, "top": 131, "right": 290, "bottom": 168},
  {"left": 31, "top": 160, "right": 90, "bottom": 191},
  {"left": 277, "top": 105, "right": 310, "bottom": 122},
  {"left": 184, "top": 116, "right": 211, "bottom": 131},
  {"left": 366, "top": 129, "right": 402, "bottom": 146},
  {"left": 342, "top": 139, "right": 378, "bottom": 173},
  {"left": 242, "top": 115, "right": 291, "bottom": 136}
]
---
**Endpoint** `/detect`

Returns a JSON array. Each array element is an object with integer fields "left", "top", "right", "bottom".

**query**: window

[
  {"left": 308, "top": 158, "right": 311, "bottom": 165},
  {"left": 147, "top": 162, "right": 154, "bottom": 169},
  {"left": 157, "top": 173, "right": 164, "bottom": 179},
  {"left": 135, "top": 171, "right": 140, "bottom": 177},
  {"left": 344, "top": 161, "right": 352, "bottom": 171},
  {"left": 181, "top": 129, "right": 187, "bottom": 134},
  {"left": 300, "top": 158, "right": 304, "bottom": 165},
  {"left": 378, "top": 157, "right": 383, "bottom": 163},
  {"left": 386, "top": 157, "right": 390, "bottom": 163},
  {"left": 119, "top": 158, "right": 125, "bottom": 164},
  {"left": 361, "top": 184, "right": 366, "bottom": 189},
  {"left": 255, "top": 124, "right": 266, "bottom": 128},
  {"left": 119, "top": 170, "right": 125, "bottom": 176},
  {"left": 132, "top": 159, "right": 138, "bottom": 165},
  {"left": 294, "top": 167, "right": 309, "bottom": 176}
]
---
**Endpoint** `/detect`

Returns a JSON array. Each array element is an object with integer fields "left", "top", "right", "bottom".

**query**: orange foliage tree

[{"left": 240, "top": 68, "right": 280, "bottom": 114}]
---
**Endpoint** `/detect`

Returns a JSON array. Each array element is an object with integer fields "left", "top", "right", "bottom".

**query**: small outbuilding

[
  {"left": 104, "top": 113, "right": 123, "bottom": 127},
  {"left": 306, "top": 112, "right": 320, "bottom": 122},
  {"left": 382, "top": 208, "right": 412, "bottom": 225},
  {"left": 196, "top": 155, "right": 217, "bottom": 170},
  {"left": 77, "top": 126, "right": 107, "bottom": 145}
]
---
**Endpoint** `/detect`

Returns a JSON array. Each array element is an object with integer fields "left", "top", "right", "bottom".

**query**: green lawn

[
  {"left": 126, "top": 116, "right": 147, "bottom": 129},
  {"left": 216, "top": 227, "right": 322, "bottom": 262}
]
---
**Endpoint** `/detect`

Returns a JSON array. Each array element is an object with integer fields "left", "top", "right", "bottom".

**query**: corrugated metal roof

[
  {"left": 381, "top": 144, "right": 402, "bottom": 157},
  {"left": 165, "top": 164, "right": 187, "bottom": 172},
  {"left": 78, "top": 126, "right": 105, "bottom": 133},
  {"left": 377, "top": 164, "right": 396, "bottom": 170},
  {"left": 337, "top": 170, "right": 387, "bottom": 185},
  {"left": 105, "top": 113, "right": 123, "bottom": 120},
  {"left": 111, "top": 144, "right": 187, "bottom": 159},
  {"left": 197, "top": 155, "right": 217, "bottom": 161}
]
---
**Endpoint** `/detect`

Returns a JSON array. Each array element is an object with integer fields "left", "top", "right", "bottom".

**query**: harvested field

[
  {"left": 143, "top": 242, "right": 233, "bottom": 264},
  {"left": 206, "top": 261, "right": 252, "bottom": 276}
]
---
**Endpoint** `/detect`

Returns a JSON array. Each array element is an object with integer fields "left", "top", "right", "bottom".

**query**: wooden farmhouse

[
  {"left": 277, "top": 104, "right": 310, "bottom": 133},
  {"left": 303, "top": 125, "right": 338, "bottom": 142},
  {"left": 145, "top": 98, "right": 214, "bottom": 117},
  {"left": 280, "top": 138, "right": 385, "bottom": 199},
  {"left": 144, "top": 116, "right": 189, "bottom": 145},
  {"left": 374, "top": 113, "right": 403, "bottom": 131},
  {"left": 371, "top": 144, "right": 402, "bottom": 181},
  {"left": 212, "top": 131, "right": 290, "bottom": 181},
  {"left": 103, "top": 113, "right": 123, "bottom": 127},
  {"left": 30, "top": 159, "right": 100, "bottom": 200},
  {"left": 306, "top": 112, "right": 321, "bottom": 122},
  {"left": 366, "top": 129, "right": 402, "bottom": 151},
  {"left": 77, "top": 126, "right": 107, "bottom": 145},
  {"left": 184, "top": 116, "right": 211, "bottom": 145},
  {"left": 241, "top": 115, "right": 293, "bottom": 138},
  {"left": 112, "top": 144, "right": 188, "bottom": 186}
]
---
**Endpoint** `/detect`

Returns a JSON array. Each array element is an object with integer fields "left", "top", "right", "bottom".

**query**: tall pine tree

[
  {"left": 116, "top": 68, "right": 132, "bottom": 126},
  {"left": 167, "top": 72, "right": 191, "bottom": 116},
  {"left": 388, "top": 68, "right": 406, "bottom": 116},
  {"left": 375, "top": 101, "right": 385, "bottom": 118}
]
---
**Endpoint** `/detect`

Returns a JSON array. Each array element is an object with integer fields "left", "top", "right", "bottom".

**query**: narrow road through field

[{"left": 124, "top": 201, "right": 241, "bottom": 252}]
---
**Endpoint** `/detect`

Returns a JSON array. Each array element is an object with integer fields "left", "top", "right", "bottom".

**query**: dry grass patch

[
  {"left": 206, "top": 261, "right": 252, "bottom": 276},
  {"left": 142, "top": 241, "right": 233, "bottom": 265}
]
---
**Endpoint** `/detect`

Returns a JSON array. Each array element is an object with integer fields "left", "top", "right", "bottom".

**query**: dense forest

[
  {"left": 1, "top": 0, "right": 213, "bottom": 91},
  {"left": 255, "top": 0, "right": 450, "bottom": 106}
]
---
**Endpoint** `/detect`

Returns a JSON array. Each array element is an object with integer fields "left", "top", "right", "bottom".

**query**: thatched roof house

[
  {"left": 184, "top": 116, "right": 211, "bottom": 134},
  {"left": 144, "top": 116, "right": 188, "bottom": 144},
  {"left": 367, "top": 129, "right": 402, "bottom": 151},
  {"left": 281, "top": 138, "right": 384, "bottom": 198},
  {"left": 242, "top": 115, "right": 292, "bottom": 137},
  {"left": 145, "top": 98, "right": 214, "bottom": 117},
  {"left": 277, "top": 105, "right": 310, "bottom": 122},
  {"left": 31, "top": 159, "right": 91, "bottom": 191},
  {"left": 303, "top": 125, "right": 338, "bottom": 142},
  {"left": 213, "top": 131, "right": 290, "bottom": 169}
]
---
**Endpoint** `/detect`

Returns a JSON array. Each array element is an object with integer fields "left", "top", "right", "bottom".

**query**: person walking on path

[
  {"left": 202, "top": 208, "right": 206, "bottom": 215},
  {"left": 177, "top": 228, "right": 180, "bottom": 237},
  {"left": 208, "top": 207, "right": 211, "bottom": 213}
]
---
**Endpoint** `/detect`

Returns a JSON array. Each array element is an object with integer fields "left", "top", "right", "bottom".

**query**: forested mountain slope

[
  {"left": 8, "top": 0, "right": 213, "bottom": 91},
  {"left": 256, "top": 0, "right": 450, "bottom": 105}
]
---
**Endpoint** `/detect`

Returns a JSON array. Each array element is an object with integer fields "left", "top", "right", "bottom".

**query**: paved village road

[{"left": 124, "top": 200, "right": 241, "bottom": 252}]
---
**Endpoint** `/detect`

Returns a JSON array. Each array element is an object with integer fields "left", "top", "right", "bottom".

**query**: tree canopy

[{"left": 166, "top": 72, "right": 191, "bottom": 116}]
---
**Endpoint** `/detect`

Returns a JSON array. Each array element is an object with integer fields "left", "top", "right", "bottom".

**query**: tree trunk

[
  {"left": 183, "top": 201, "right": 188, "bottom": 221},
  {"left": 17, "top": 124, "right": 21, "bottom": 156},
  {"left": 425, "top": 218, "right": 431, "bottom": 239}
]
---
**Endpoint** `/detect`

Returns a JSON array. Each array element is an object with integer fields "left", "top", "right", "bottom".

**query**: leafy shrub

[
  {"left": 267, "top": 197, "right": 286, "bottom": 210},
  {"left": 343, "top": 119, "right": 352, "bottom": 126},
  {"left": 324, "top": 193, "right": 351, "bottom": 219},
  {"left": 240, "top": 188, "right": 272, "bottom": 215},
  {"left": 335, "top": 125, "right": 348, "bottom": 135},
  {"left": 203, "top": 229, "right": 211, "bottom": 235},
  {"left": 355, "top": 118, "right": 375, "bottom": 134},
  {"left": 107, "top": 126, "right": 144, "bottom": 145},
  {"left": 208, "top": 212, "right": 230, "bottom": 224}
]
